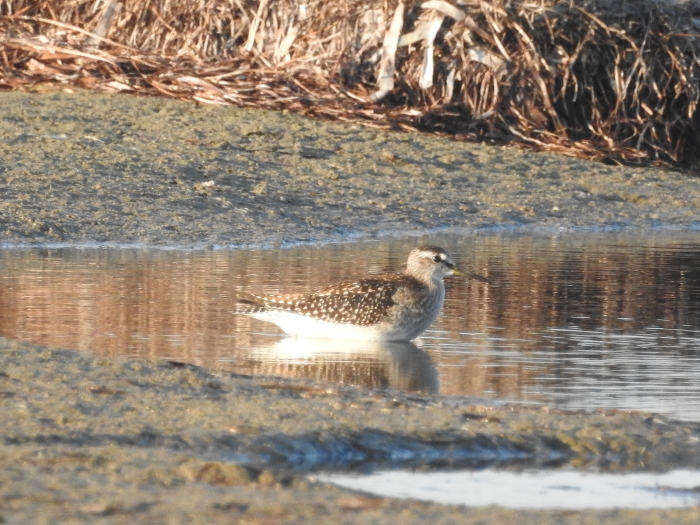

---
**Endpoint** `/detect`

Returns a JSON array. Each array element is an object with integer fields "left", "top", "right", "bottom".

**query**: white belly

[{"left": 248, "top": 310, "right": 397, "bottom": 341}]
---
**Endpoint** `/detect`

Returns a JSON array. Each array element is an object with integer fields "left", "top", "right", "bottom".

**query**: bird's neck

[
  {"left": 416, "top": 274, "right": 444, "bottom": 292},
  {"left": 431, "top": 277, "right": 445, "bottom": 293}
]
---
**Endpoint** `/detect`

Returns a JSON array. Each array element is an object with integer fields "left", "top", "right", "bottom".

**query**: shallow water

[
  {"left": 315, "top": 469, "right": 700, "bottom": 509},
  {"left": 1, "top": 231, "right": 700, "bottom": 419}
]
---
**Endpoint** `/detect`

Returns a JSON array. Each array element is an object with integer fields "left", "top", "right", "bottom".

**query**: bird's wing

[{"left": 244, "top": 278, "right": 408, "bottom": 326}]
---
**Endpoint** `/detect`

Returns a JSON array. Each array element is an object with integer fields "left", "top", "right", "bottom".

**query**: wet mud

[
  {"left": 1, "top": 91, "right": 699, "bottom": 248},
  {"left": 2, "top": 90, "right": 700, "bottom": 524},
  {"left": 4, "top": 338, "right": 700, "bottom": 524}
]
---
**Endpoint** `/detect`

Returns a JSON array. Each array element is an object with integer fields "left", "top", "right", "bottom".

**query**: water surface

[
  {"left": 315, "top": 469, "right": 700, "bottom": 509},
  {"left": 1, "top": 232, "right": 699, "bottom": 418}
]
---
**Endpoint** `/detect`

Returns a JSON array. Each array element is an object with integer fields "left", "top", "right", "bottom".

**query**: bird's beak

[{"left": 452, "top": 267, "right": 494, "bottom": 285}]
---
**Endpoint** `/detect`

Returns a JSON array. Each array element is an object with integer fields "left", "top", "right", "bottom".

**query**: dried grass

[{"left": 1, "top": 0, "right": 699, "bottom": 168}]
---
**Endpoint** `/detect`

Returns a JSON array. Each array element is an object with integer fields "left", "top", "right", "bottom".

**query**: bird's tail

[{"left": 235, "top": 293, "right": 267, "bottom": 314}]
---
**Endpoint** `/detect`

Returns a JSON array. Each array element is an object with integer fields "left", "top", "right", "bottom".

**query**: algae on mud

[
  {"left": 1, "top": 91, "right": 700, "bottom": 248},
  {"left": 3, "top": 338, "right": 700, "bottom": 524}
]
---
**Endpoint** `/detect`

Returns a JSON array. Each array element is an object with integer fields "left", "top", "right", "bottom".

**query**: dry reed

[{"left": 1, "top": 0, "right": 699, "bottom": 168}]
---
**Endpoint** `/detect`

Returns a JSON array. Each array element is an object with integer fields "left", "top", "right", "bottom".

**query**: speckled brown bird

[{"left": 237, "top": 246, "right": 491, "bottom": 341}]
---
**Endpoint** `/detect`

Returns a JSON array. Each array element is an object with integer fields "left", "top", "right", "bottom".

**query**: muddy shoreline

[
  {"left": 4, "top": 338, "right": 700, "bottom": 524},
  {"left": 2, "top": 90, "right": 700, "bottom": 524},
  {"left": 2, "top": 91, "right": 700, "bottom": 249}
]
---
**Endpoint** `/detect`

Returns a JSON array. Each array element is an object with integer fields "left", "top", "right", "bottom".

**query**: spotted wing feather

[{"left": 239, "top": 276, "right": 416, "bottom": 326}]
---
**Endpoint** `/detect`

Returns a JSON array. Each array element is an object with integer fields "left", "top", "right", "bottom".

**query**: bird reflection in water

[{"left": 231, "top": 338, "right": 439, "bottom": 394}]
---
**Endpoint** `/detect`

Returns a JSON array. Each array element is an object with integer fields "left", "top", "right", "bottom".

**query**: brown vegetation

[{"left": 1, "top": 0, "right": 699, "bottom": 167}]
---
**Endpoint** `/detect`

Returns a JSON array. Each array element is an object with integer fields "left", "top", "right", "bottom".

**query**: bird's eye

[{"left": 431, "top": 255, "right": 442, "bottom": 263}]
